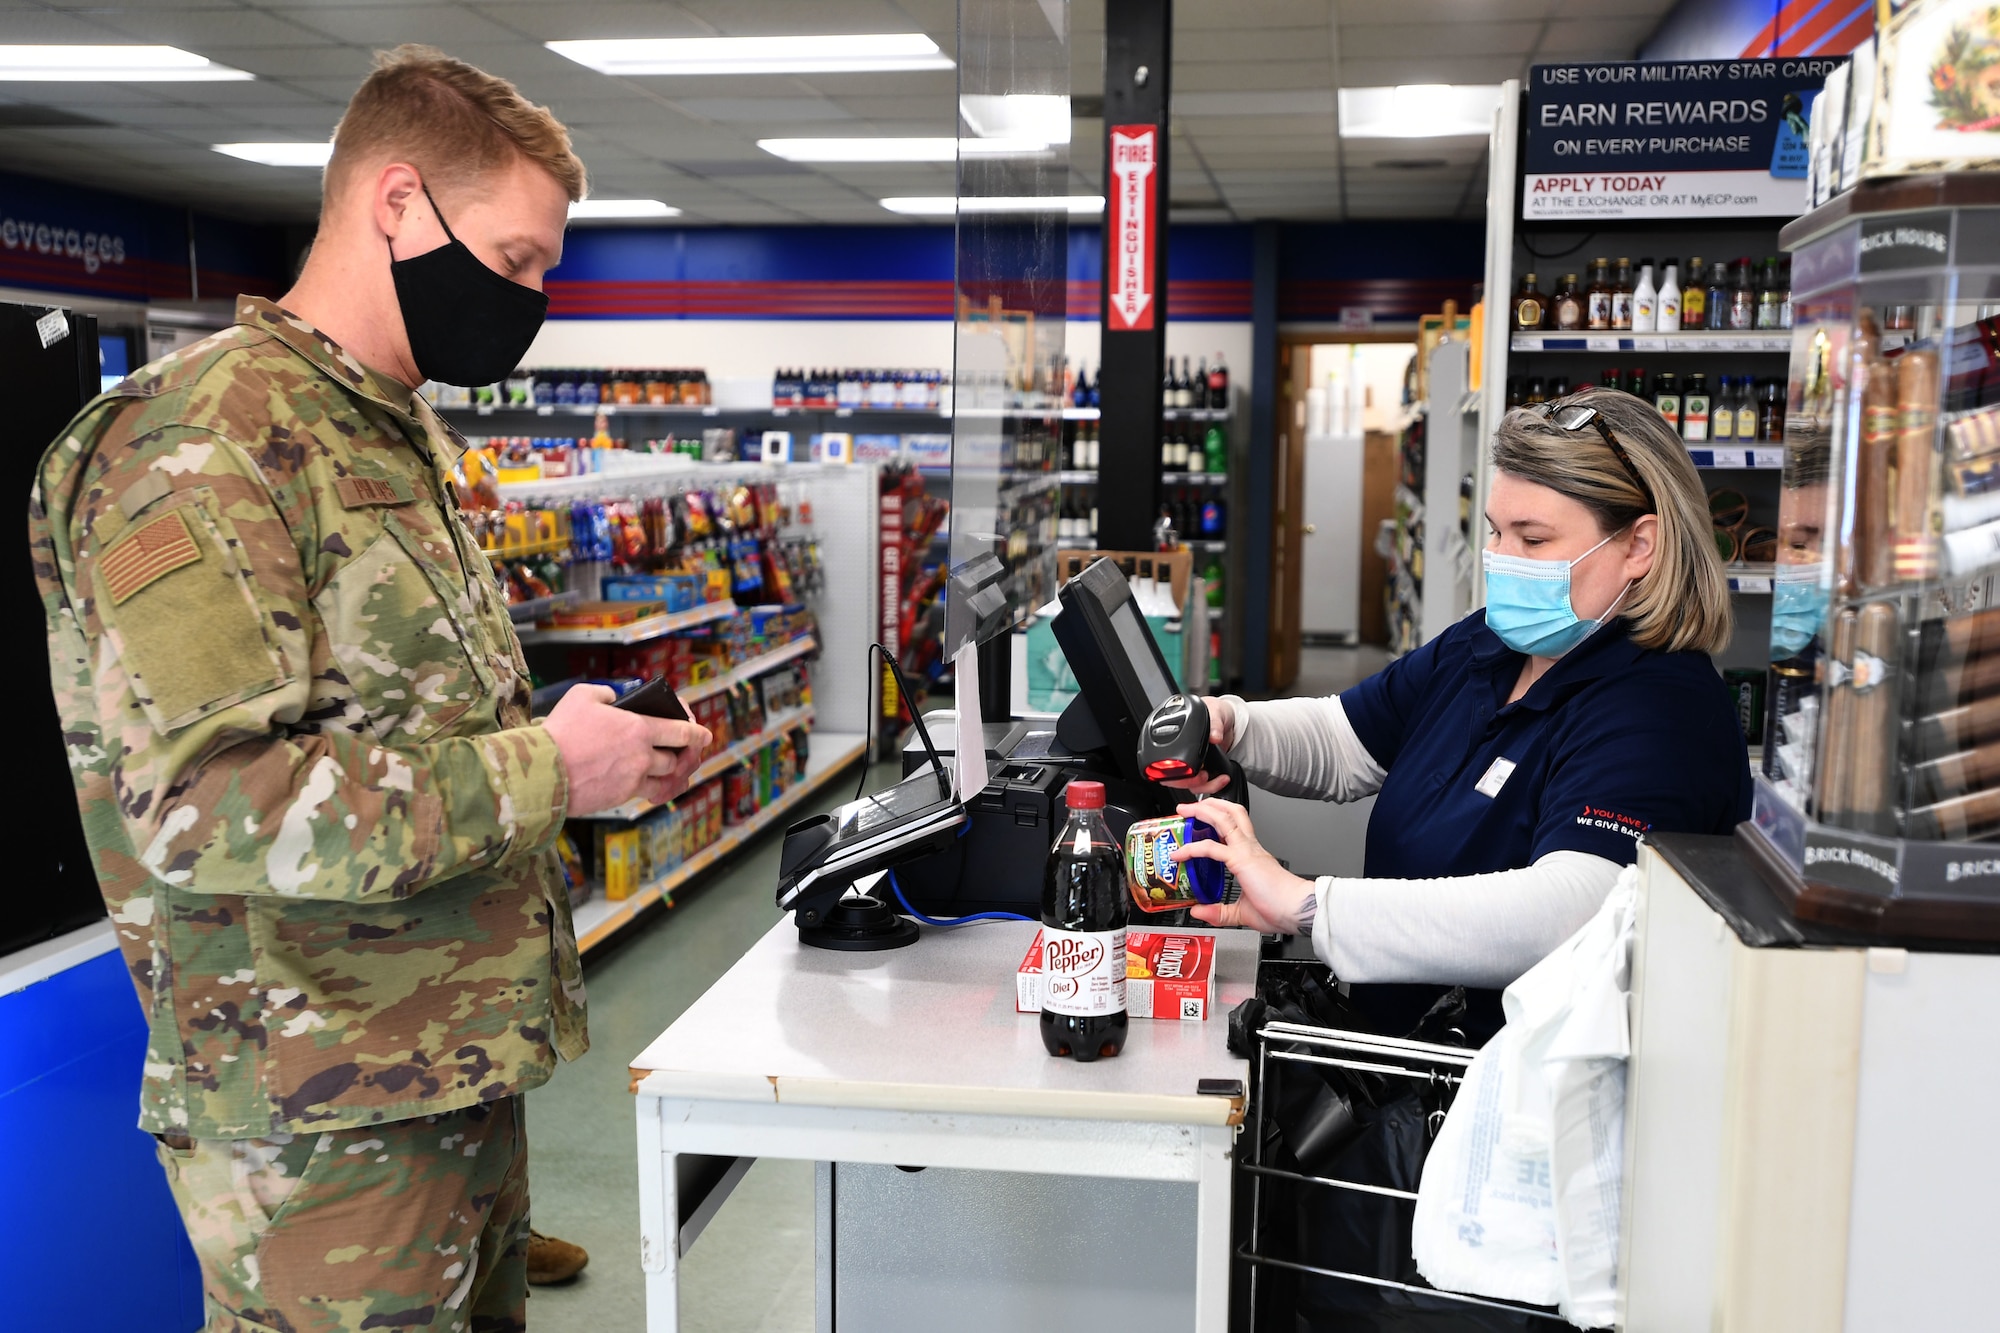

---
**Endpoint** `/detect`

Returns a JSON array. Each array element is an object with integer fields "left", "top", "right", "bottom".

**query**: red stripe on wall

[
  {"left": 1782, "top": 0, "right": 1872, "bottom": 56},
  {"left": 1279, "top": 277, "right": 1476, "bottom": 321},
  {"left": 0, "top": 249, "right": 193, "bottom": 300},
  {"left": 1064, "top": 278, "right": 1252, "bottom": 319},
  {"left": 546, "top": 279, "right": 956, "bottom": 319}
]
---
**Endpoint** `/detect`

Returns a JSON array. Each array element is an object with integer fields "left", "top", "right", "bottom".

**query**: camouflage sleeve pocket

[{"left": 93, "top": 487, "right": 290, "bottom": 734}]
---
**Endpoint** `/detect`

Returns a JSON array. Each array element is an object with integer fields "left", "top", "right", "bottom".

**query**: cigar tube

[
  {"left": 1911, "top": 692, "right": 2000, "bottom": 759},
  {"left": 1816, "top": 607, "right": 1860, "bottom": 823},
  {"left": 1893, "top": 349, "right": 1943, "bottom": 583},
  {"left": 1907, "top": 786, "right": 2000, "bottom": 841},
  {"left": 1858, "top": 345, "right": 1898, "bottom": 588},
  {"left": 1910, "top": 738, "right": 2000, "bottom": 805},
  {"left": 1847, "top": 602, "right": 1900, "bottom": 829}
]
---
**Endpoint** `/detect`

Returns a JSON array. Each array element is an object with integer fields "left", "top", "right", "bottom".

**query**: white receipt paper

[{"left": 952, "top": 640, "right": 989, "bottom": 799}]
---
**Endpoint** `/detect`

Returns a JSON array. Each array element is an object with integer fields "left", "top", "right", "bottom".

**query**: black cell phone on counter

[{"left": 614, "top": 677, "right": 690, "bottom": 723}]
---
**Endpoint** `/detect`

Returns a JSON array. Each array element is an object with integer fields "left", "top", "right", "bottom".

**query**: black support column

[{"left": 1097, "top": 0, "right": 1170, "bottom": 551}]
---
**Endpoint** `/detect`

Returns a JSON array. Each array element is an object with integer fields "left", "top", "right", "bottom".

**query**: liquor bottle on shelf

[
  {"left": 1515, "top": 271, "right": 1547, "bottom": 330},
  {"left": 1553, "top": 273, "right": 1584, "bottom": 331},
  {"left": 1524, "top": 376, "right": 1548, "bottom": 405},
  {"left": 1729, "top": 258, "right": 1757, "bottom": 331},
  {"left": 1757, "top": 378, "right": 1786, "bottom": 442},
  {"left": 1659, "top": 258, "right": 1682, "bottom": 332},
  {"left": 1756, "top": 258, "right": 1784, "bottom": 330},
  {"left": 1653, "top": 371, "right": 1681, "bottom": 430},
  {"left": 1632, "top": 259, "right": 1657, "bottom": 333},
  {"left": 1548, "top": 375, "right": 1572, "bottom": 399},
  {"left": 1712, "top": 376, "right": 1737, "bottom": 442},
  {"left": 1072, "top": 363, "right": 1090, "bottom": 408},
  {"left": 1611, "top": 257, "right": 1635, "bottom": 331},
  {"left": 1681, "top": 255, "right": 1708, "bottom": 330},
  {"left": 1622, "top": 366, "right": 1647, "bottom": 397},
  {"left": 1734, "top": 378, "right": 1758, "bottom": 442},
  {"left": 1207, "top": 353, "right": 1229, "bottom": 409},
  {"left": 1586, "top": 258, "right": 1613, "bottom": 330},
  {"left": 1682, "top": 373, "right": 1710, "bottom": 443},
  {"left": 1777, "top": 258, "right": 1793, "bottom": 330},
  {"left": 1599, "top": 367, "right": 1621, "bottom": 392},
  {"left": 1705, "top": 260, "right": 1731, "bottom": 331}
]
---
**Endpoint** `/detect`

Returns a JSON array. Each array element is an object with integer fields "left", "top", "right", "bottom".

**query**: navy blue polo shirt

[{"left": 1334, "top": 611, "right": 1752, "bottom": 1036}]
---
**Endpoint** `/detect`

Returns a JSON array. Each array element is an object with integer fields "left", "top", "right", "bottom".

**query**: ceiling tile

[
  {"left": 1178, "top": 0, "right": 1331, "bottom": 30},
  {"left": 281, "top": 4, "right": 521, "bottom": 44},
  {"left": 1339, "top": 0, "right": 1558, "bottom": 21},
  {"left": 1175, "top": 61, "right": 1332, "bottom": 92},
  {"left": 87, "top": 6, "right": 337, "bottom": 48},
  {"left": 1340, "top": 21, "right": 1543, "bottom": 59},
  {"left": 1338, "top": 54, "right": 1529, "bottom": 84},
  {"left": 466, "top": 3, "right": 711, "bottom": 41}
]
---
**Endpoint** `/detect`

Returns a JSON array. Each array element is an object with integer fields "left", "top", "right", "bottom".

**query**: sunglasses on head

[{"left": 1534, "top": 398, "right": 1657, "bottom": 512}]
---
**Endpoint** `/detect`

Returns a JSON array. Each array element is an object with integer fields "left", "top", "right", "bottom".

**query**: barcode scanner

[{"left": 1139, "top": 693, "right": 1236, "bottom": 796}]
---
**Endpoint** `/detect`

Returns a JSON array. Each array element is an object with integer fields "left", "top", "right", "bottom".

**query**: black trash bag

[{"left": 1233, "top": 969, "right": 1553, "bottom": 1331}]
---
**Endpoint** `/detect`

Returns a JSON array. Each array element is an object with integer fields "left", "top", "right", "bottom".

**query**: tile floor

[{"left": 521, "top": 646, "right": 1394, "bottom": 1330}]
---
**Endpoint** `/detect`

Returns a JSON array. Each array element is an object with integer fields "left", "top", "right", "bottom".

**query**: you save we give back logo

[{"left": 1577, "top": 804, "right": 1650, "bottom": 841}]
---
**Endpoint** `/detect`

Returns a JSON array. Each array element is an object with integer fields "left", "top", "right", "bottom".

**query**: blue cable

[{"left": 887, "top": 868, "right": 1033, "bottom": 928}]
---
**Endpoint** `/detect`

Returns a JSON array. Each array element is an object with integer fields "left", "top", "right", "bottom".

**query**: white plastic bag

[{"left": 1412, "top": 867, "right": 1639, "bottom": 1327}]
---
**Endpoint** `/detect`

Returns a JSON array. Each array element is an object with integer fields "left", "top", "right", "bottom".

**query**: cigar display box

[{"left": 1751, "top": 185, "right": 2000, "bottom": 940}]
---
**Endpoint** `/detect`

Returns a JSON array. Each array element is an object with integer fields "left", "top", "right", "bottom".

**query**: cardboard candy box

[{"left": 1016, "top": 929, "right": 1216, "bottom": 1021}]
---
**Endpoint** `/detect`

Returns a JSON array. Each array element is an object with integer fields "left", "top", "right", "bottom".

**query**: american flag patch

[{"left": 101, "top": 509, "right": 201, "bottom": 604}]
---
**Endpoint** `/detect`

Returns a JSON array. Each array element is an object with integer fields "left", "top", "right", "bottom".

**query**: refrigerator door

[{"left": 3, "top": 301, "right": 108, "bottom": 958}]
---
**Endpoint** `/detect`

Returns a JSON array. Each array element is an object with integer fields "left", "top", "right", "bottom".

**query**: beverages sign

[
  {"left": 1107, "top": 124, "right": 1157, "bottom": 331},
  {"left": 1523, "top": 59, "right": 1843, "bottom": 220}
]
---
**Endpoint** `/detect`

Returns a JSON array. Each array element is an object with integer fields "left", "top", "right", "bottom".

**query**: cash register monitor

[{"left": 1051, "top": 557, "right": 1181, "bottom": 783}]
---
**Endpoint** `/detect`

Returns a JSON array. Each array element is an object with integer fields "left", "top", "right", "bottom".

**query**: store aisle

[{"left": 523, "top": 763, "right": 902, "bottom": 1331}]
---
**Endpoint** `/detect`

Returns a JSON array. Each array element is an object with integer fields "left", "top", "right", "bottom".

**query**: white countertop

[{"left": 631, "top": 917, "right": 1256, "bottom": 1127}]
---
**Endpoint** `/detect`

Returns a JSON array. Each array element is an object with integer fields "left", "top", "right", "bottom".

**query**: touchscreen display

[
  {"left": 833, "top": 769, "right": 952, "bottom": 840},
  {"left": 1112, "top": 598, "right": 1176, "bottom": 706}
]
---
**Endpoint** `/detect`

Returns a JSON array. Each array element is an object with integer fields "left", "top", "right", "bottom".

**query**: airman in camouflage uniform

[{"left": 29, "top": 47, "right": 704, "bottom": 1331}]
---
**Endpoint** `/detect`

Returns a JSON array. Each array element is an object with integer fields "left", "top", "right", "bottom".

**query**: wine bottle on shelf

[
  {"left": 1180, "top": 357, "right": 1198, "bottom": 409},
  {"left": 1195, "top": 357, "right": 1209, "bottom": 408},
  {"left": 1161, "top": 362, "right": 1174, "bottom": 410}
]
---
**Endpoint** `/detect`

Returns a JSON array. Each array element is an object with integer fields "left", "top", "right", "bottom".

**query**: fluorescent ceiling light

[
  {"left": 960, "top": 94, "right": 1070, "bottom": 145},
  {"left": 0, "top": 45, "right": 251, "bottom": 81},
  {"left": 1338, "top": 84, "right": 1503, "bottom": 139},
  {"left": 759, "top": 137, "right": 1051, "bottom": 162},
  {"left": 880, "top": 195, "right": 1103, "bottom": 216},
  {"left": 569, "top": 198, "right": 682, "bottom": 220},
  {"left": 213, "top": 142, "right": 331, "bottom": 167},
  {"left": 548, "top": 34, "right": 952, "bottom": 76}
]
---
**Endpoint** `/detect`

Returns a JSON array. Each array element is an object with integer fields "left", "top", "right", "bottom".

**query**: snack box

[
  {"left": 602, "top": 573, "right": 700, "bottom": 613},
  {"left": 1016, "top": 929, "right": 1216, "bottom": 1021},
  {"left": 546, "top": 599, "right": 663, "bottom": 629}
]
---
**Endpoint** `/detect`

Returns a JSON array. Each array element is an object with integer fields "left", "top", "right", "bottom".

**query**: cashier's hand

[
  {"left": 1172, "top": 799, "right": 1317, "bottom": 937},
  {"left": 1157, "top": 696, "right": 1239, "bottom": 797},
  {"left": 544, "top": 685, "right": 712, "bottom": 814}
]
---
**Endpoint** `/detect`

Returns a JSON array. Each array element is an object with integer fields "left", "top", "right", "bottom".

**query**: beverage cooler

[
  {"left": 3, "top": 299, "right": 106, "bottom": 960},
  {"left": 1750, "top": 183, "right": 2000, "bottom": 940}
]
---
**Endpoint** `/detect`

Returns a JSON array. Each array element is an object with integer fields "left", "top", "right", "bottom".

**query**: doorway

[{"left": 1269, "top": 335, "right": 1416, "bottom": 690}]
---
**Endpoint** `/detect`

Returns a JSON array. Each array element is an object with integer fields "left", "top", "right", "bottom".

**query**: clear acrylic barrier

[
  {"left": 943, "top": 0, "right": 1070, "bottom": 660},
  {"left": 1762, "top": 199, "right": 2000, "bottom": 934}
]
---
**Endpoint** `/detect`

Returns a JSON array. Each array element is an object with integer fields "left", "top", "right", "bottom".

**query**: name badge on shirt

[{"left": 1474, "top": 757, "right": 1516, "bottom": 798}]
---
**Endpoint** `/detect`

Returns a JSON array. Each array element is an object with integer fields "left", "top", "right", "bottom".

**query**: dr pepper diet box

[{"left": 1017, "top": 930, "right": 1217, "bottom": 1021}]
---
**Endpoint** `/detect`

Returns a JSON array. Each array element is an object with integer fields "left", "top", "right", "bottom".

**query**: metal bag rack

[{"left": 1238, "top": 1017, "right": 1565, "bottom": 1327}]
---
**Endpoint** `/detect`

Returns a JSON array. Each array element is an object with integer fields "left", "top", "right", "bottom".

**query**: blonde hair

[
  {"left": 324, "top": 45, "right": 586, "bottom": 213},
  {"left": 1491, "top": 389, "right": 1732, "bottom": 655}
]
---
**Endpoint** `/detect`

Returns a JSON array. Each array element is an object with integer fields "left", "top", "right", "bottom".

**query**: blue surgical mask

[
  {"left": 1482, "top": 533, "right": 1628, "bottom": 658},
  {"left": 1770, "top": 563, "right": 1828, "bottom": 660}
]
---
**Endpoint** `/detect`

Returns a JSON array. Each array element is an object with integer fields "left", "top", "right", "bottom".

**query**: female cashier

[{"left": 1177, "top": 390, "right": 1754, "bottom": 1036}]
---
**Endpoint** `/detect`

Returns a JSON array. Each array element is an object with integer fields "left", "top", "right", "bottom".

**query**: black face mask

[{"left": 389, "top": 184, "right": 550, "bottom": 388}]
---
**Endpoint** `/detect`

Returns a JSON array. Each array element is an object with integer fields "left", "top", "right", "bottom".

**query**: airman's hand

[{"left": 544, "top": 684, "right": 712, "bottom": 814}]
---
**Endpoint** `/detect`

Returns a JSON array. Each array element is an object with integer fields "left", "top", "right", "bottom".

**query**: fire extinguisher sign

[{"left": 1108, "top": 125, "right": 1157, "bottom": 332}]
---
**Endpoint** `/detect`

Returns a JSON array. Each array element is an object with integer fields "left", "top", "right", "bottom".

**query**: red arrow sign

[{"left": 1108, "top": 125, "right": 1157, "bottom": 331}]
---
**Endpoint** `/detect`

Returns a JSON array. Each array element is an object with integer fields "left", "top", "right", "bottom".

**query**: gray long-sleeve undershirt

[{"left": 1221, "top": 693, "right": 1621, "bottom": 988}]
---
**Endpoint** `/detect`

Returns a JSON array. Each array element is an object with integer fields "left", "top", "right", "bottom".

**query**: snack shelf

[
  {"left": 1510, "top": 331, "right": 1792, "bottom": 353},
  {"left": 577, "top": 705, "right": 817, "bottom": 822},
  {"left": 569, "top": 731, "right": 867, "bottom": 955},
  {"left": 505, "top": 590, "right": 583, "bottom": 625},
  {"left": 678, "top": 635, "right": 818, "bottom": 706},
  {"left": 482, "top": 536, "right": 571, "bottom": 560},
  {"left": 516, "top": 597, "right": 738, "bottom": 645}
]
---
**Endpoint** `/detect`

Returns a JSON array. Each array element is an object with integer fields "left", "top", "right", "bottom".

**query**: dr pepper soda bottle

[{"left": 1041, "top": 780, "right": 1129, "bottom": 1061}]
